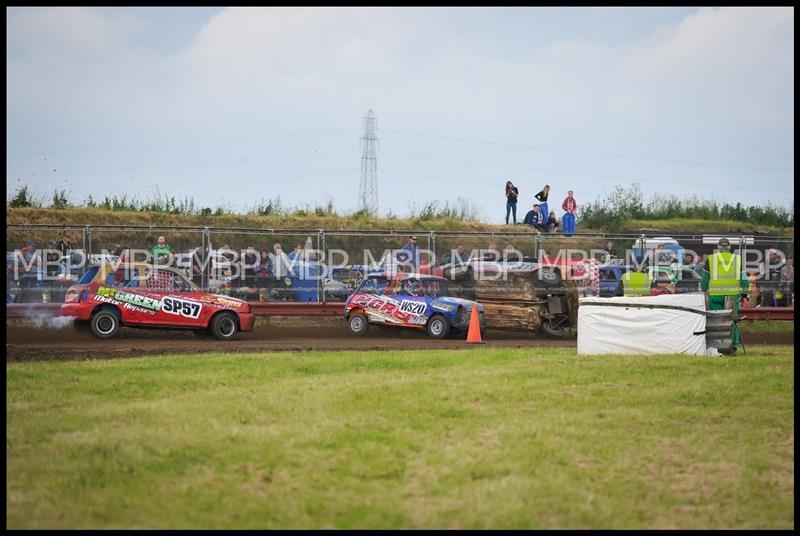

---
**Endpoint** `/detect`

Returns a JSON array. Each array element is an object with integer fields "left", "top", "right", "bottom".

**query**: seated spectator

[
  {"left": 503, "top": 244, "right": 522, "bottom": 263},
  {"left": 482, "top": 242, "right": 499, "bottom": 261},
  {"left": 522, "top": 204, "right": 547, "bottom": 231},
  {"left": 151, "top": 235, "right": 173, "bottom": 265},
  {"left": 546, "top": 211, "right": 559, "bottom": 232}
]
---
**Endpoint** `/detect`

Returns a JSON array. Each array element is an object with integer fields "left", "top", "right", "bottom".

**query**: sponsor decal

[
  {"left": 93, "top": 294, "right": 121, "bottom": 306},
  {"left": 111, "top": 289, "right": 162, "bottom": 311},
  {"left": 162, "top": 296, "right": 202, "bottom": 319},
  {"left": 213, "top": 296, "right": 243, "bottom": 309},
  {"left": 349, "top": 293, "right": 420, "bottom": 325},
  {"left": 409, "top": 315, "right": 427, "bottom": 325},
  {"left": 399, "top": 300, "right": 427, "bottom": 315},
  {"left": 122, "top": 302, "right": 157, "bottom": 316},
  {"left": 430, "top": 300, "right": 455, "bottom": 312}
]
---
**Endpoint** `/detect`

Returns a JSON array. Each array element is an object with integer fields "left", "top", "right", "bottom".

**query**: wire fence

[{"left": 6, "top": 224, "right": 794, "bottom": 306}]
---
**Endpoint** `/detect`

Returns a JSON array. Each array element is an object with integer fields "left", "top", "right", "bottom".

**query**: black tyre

[
  {"left": 427, "top": 315, "right": 451, "bottom": 339},
  {"left": 210, "top": 311, "right": 238, "bottom": 341},
  {"left": 541, "top": 317, "right": 567, "bottom": 338},
  {"left": 348, "top": 312, "right": 369, "bottom": 336},
  {"left": 90, "top": 309, "right": 121, "bottom": 339}
]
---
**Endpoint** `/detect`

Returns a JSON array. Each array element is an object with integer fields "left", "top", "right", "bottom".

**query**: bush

[{"left": 579, "top": 183, "right": 794, "bottom": 231}]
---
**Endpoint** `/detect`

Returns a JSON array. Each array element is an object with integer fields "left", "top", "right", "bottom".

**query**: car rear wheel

[
  {"left": 348, "top": 313, "right": 369, "bottom": 336},
  {"left": 90, "top": 309, "right": 121, "bottom": 339},
  {"left": 210, "top": 312, "right": 238, "bottom": 341},
  {"left": 427, "top": 315, "right": 451, "bottom": 339},
  {"left": 541, "top": 317, "right": 568, "bottom": 338}
]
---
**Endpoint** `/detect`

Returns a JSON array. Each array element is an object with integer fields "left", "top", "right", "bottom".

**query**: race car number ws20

[
  {"left": 162, "top": 297, "right": 202, "bottom": 319},
  {"left": 399, "top": 300, "right": 426, "bottom": 315}
]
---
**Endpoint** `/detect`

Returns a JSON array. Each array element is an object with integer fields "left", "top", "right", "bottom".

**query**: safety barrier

[{"left": 5, "top": 302, "right": 791, "bottom": 321}]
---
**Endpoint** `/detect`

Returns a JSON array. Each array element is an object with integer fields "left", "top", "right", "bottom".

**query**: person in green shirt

[
  {"left": 151, "top": 235, "right": 173, "bottom": 265},
  {"left": 700, "top": 238, "right": 750, "bottom": 351}
]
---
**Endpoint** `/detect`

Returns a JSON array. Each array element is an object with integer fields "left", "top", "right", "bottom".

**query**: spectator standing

[
  {"left": 604, "top": 241, "right": 618, "bottom": 259},
  {"left": 505, "top": 181, "right": 519, "bottom": 225},
  {"left": 523, "top": 204, "right": 547, "bottom": 231},
  {"left": 561, "top": 190, "right": 577, "bottom": 216},
  {"left": 288, "top": 245, "right": 304, "bottom": 261},
  {"left": 701, "top": 238, "right": 749, "bottom": 351},
  {"left": 16, "top": 240, "right": 41, "bottom": 288},
  {"left": 272, "top": 242, "right": 288, "bottom": 279},
  {"left": 256, "top": 249, "right": 271, "bottom": 278},
  {"left": 453, "top": 244, "right": 471, "bottom": 264},
  {"left": 399, "top": 236, "right": 420, "bottom": 268},
  {"left": 151, "top": 235, "right": 173, "bottom": 265},
  {"left": 108, "top": 243, "right": 123, "bottom": 257},
  {"left": 57, "top": 233, "right": 73, "bottom": 258},
  {"left": 241, "top": 244, "right": 258, "bottom": 287},
  {"left": 781, "top": 257, "right": 794, "bottom": 306},
  {"left": 534, "top": 185, "right": 551, "bottom": 224},
  {"left": 190, "top": 247, "right": 206, "bottom": 288}
]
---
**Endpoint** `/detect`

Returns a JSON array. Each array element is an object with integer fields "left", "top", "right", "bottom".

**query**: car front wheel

[
  {"left": 210, "top": 312, "right": 238, "bottom": 341},
  {"left": 427, "top": 315, "right": 451, "bottom": 339},
  {"left": 348, "top": 312, "right": 369, "bottom": 336}
]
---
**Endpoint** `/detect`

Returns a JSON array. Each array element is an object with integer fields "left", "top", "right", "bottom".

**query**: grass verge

[{"left": 6, "top": 346, "right": 794, "bottom": 529}]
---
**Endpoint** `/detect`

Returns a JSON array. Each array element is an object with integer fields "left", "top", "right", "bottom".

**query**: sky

[{"left": 6, "top": 6, "right": 795, "bottom": 223}]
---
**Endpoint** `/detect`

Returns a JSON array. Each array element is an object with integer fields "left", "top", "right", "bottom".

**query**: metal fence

[{"left": 6, "top": 224, "right": 795, "bottom": 306}]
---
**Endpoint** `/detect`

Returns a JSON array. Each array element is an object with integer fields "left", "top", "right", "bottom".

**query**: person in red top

[{"left": 562, "top": 190, "right": 577, "bottom": 214}]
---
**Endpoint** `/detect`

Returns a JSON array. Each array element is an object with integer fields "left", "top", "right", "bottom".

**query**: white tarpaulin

[{"left": 577, "top": 293, "right": 707, "bottom": 356}]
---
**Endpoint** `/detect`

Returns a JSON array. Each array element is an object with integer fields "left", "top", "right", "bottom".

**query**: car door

[
  {"left": 394, "top": 278, "right": 428, "bottom": 326},
  {"left": 126, "top": 268, "right": 206, "bottom": 328}
]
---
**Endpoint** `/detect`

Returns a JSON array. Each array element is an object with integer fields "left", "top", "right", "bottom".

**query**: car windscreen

[
  {"left": 77, "top": 265, "right": 100, "bottom": 285},
  {"left": 358, "top": 276, "right": 388, "bottom": 293}
]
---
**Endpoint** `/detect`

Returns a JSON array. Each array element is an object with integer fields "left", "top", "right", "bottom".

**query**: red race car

[{"left": 60, "top": 263, "right": 254, "bottom": 340}]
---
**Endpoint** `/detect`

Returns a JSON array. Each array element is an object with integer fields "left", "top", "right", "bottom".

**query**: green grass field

[{"left": 6, "top": 346, "right": 794, "bottom": 529}]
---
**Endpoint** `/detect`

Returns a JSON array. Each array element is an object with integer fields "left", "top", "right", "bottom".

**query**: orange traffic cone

[{"left": 466, "top": 306, "right": 484, "bottom": 344}]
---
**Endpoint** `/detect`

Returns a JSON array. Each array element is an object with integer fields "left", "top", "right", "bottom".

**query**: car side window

[
  {"left": 172, "top": 273, "right": 194, "bottom": 292},
  {"left": 425, "top": 281, "right": 443, "bottom": 297},
  {"left": 107, "top": 267, "right": 139, "bottom": 287}
]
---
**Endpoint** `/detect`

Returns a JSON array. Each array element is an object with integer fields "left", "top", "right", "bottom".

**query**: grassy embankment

[
  {"left": 7, "top": 346, "right": 794, "bottom": 529},
  {"left": 6, "top": 207, "right": 794, "bottom": 235}
]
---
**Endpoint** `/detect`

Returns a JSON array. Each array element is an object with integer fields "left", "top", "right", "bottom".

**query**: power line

[
  {"left": 379, "top": 128, "right": 794, "bottom": 173},
  {"left": 380, "top": 149, "right": 794, "bottom": 194}
]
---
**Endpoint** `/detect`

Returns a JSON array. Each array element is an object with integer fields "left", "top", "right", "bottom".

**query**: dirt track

[
  {"left": 6, "top": 317, "right": 577, "bottom": 362},
  {"left": 5, "top": 317, "right": 792, "bottom": 362}
]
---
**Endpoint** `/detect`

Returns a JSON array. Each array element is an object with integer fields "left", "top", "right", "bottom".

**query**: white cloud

[{"left": 6, "top": 7, "right": 794, "bottom": 130}]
